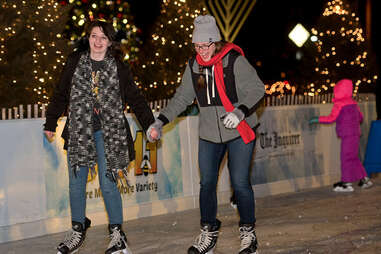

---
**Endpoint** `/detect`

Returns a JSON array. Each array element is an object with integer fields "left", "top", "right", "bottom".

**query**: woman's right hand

[{"left": 44, "top": 130, "right": 55, "bottom": 140}]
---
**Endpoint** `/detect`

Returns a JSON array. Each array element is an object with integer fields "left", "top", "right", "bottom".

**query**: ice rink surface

[{"left": 1, "top": 175, "right": 380, "bottom": 254}]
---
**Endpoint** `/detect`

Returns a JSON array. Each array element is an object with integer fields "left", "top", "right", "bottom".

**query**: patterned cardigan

[{"left": 44, "top": 50, "right": 154, "bottom": 161}]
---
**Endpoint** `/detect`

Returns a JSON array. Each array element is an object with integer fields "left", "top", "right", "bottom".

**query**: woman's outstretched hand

[
  {"left": 44, "top": 130, "right": 55, "bottom": 142},
  {"left": 146, "top": 119, "right": 163, "bottom": 142},
  {"left": 309, "top": 117, "right": 319, "bottom": 125}
]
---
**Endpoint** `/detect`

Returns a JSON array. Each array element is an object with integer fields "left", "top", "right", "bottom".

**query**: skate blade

[
  {"left": 206, "top": 248, "right": 215, "bottom": 254},
  {"left": 57, "top": 250, "right": 79, "bottom": 254},
  {"left": 111, "top": 248, "right": 131, "bottom": 254},
  {"left": 122, "top": 248, "right": 131, "bottom": 254}
]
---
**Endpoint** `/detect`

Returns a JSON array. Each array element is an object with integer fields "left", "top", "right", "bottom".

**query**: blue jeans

[
  {"left": 198, "top": 137, "right": 256, "bottom": 226},
  {"left": 68, "top": 130, "right": 123, "bottom": 226}
]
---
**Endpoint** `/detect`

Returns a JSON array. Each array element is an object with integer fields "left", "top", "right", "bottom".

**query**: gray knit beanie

[{"left": 192, "top": 15, "right": 221, "bottom": 43}]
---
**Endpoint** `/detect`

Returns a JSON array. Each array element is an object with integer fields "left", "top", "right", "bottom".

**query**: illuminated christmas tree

[
  {"left": 0, "top": 0, "right": 70, "bottom": 108},
  {"left": 133, "top": 0, "right": 207, "bottom": 101},
  {"left": 306, "top": 0, "right": 377, "bottom": 96},
  {"left": 58, "top": 0, "right": 139, "bottom": 62}
]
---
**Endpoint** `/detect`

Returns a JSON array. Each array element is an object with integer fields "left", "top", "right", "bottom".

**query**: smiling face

[
  {"left": 194, "top": 42, "right": 216, "bottom": 61},
  {"left": 88, "top": 26, "right": 111, "bottom": 60}
]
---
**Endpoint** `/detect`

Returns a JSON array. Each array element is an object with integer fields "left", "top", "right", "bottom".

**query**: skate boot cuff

[
  {"left": 72, "top": 217, "right": 91, "bottom": 232},
  {"left": 239, "top": 222, "right": 255, "bottom": 228},
  {"left": 200, "top": 219, "right": 221, "bottom": 231},
  {"left": 108, "top": 224, "right": 123, "bottom": 233}
]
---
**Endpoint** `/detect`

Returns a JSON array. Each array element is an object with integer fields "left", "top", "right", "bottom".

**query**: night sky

[{"left": 130, "top": 0, "right": 381, "bottom": 85}]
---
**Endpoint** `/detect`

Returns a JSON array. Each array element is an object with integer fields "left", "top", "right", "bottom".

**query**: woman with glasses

[
  {"left": 44, "top": 20, "right": 154, "bottom": 254},
  {"left": 147, "top": 15, "right": 264, "bottom": 254}
]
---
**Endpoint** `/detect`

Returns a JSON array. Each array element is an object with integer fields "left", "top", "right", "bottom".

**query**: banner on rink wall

[
  {"left": 0, "top": 120, "right": 48, "bottom": 227},
  {"left": 252, "top": 106, "right": 326, "bottom": 185},
  {"left": 251, "top": 102, "right": 376, "bottom": 186},
  {"left": 0, "top": 101, "right": 376, "bottom": 242},
  {"left": 41, "top": 115, "right": 185, "bottom": 219},
  {"left": 0, "top": 116, "right": 185, "bottom": 228}
]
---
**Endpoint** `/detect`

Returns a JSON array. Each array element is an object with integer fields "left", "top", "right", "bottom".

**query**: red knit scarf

[{"left": 196, "top": 43, "right": 255, "bottom": 144}]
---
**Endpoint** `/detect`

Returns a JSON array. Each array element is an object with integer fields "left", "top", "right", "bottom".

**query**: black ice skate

[
  {"left": 358, "top": 177, "right": 373, "bottom": 189},
  {"left": 188, "top": 219, "right": 221, "bottom": 254},
  {"left": 105, "top": 224, "right": 132, "bottom": 254},
  {"left": 239, "top": 224, "right": 258, "bottom": 254},
  {"left": 57, "top": 217, "right": 91, "bottom": 254},
  {"left": 333, "top": 181, "right": 354, "bottom": 192}
]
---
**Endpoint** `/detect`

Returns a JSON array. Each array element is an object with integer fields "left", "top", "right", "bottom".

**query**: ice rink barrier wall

[{"left": 0, "top": 101, "right": 376, "bottom": 243}]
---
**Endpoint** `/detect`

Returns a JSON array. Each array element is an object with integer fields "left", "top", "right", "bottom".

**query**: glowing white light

[
  {"left": 288, "top": 23, "right": 310, "bottom": 47},
  {"left": 310, "top": 35, "right": 318, "bottom": 42}
]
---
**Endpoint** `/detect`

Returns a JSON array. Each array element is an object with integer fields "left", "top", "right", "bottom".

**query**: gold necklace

[{"left": 91, "top": 70, "right": 100, "bottom": 97}]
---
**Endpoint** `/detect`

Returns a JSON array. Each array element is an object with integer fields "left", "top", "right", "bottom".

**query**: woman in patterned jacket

[{"left": 44, "top": 20, "right": 154, "bottom": 254}]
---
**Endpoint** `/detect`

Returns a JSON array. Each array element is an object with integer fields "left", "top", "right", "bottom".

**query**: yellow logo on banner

[
  {"left": 86, "top": 130, "right": 158, "bottom": 182},
  {"left": 87, "top": 164, "right": 98, "bottom": 182},
  {"left": 133, "top": 130, "right": 157, "bottom": 176},
  {"left": 87, "top": 130, "right": 157, "bottom": 182}
]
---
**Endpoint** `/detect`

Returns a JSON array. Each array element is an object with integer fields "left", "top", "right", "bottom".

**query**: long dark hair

[
  {"left": 197, "top": 41, "right": 227, "bottom": 88},
  {"left": 74, "top": 20, "right": 124, "bottom": 61}
]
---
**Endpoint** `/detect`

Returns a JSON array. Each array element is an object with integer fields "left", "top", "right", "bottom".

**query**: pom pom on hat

[{"left": 192, "top": 15, "right": 221, "bottom": 43}]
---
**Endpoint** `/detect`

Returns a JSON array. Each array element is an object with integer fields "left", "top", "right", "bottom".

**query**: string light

[
  {"left": 265, "top": 81, "right": 296, "bottom": 96},
  {"left": 0, "top": 0, "right": 69, "bottom": 106},
  {"left": 308, "top": 0, "right": 377, "bottom": 96},
  {"left": 133, "top": 0, "right": 207, "bottom": 101},
  {"left": 58, "top": 0, "right": 139, "bottom": 62}
]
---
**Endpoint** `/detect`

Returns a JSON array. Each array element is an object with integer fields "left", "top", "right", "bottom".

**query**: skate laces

[
  {"left": 108, "top": 228, "right": 125, "bottom": 248},
  {"left": 193, "top": 227, "right": 218, "bottom": 252},
  {"left": 63, "top": 229, "right": 83, "bottom": 249},
  {"left": 239, "top": 226, "right": 256, "bottom": 251}
]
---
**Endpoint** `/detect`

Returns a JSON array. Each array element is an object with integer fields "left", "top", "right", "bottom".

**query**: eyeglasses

[{"left": 194, "top": 42, "right": 214, "bottom": 51}]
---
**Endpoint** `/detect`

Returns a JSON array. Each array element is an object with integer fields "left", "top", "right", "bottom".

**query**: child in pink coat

[{"left": 310, "top": 79, "right": 373, "bottom": 192}]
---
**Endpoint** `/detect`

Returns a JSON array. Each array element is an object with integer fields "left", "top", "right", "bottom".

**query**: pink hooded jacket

[{"left": 319, "top": 79, "right": 363, "bottom": 137}]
